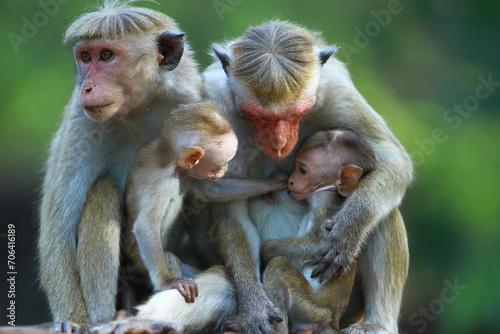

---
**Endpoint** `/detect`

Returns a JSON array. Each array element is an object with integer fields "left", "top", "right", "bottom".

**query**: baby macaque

[
  {"left": 260, "top": 129, "right": 376, "bottom": 334},
  {"left": 124, "top": 101, "right": 287, "bottom": 304}
]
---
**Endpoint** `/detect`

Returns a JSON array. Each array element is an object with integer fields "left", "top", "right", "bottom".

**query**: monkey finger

[
  {"left": 176, "top": 284, "right": 188, "bottom": 302},
  {"left": 187, "top": 284, "right": 196, "bottom": 303},
  {"left": 225, "top": 316, "right": 241, "bottom": 332},
  {"left": 311, "top": 255, "right": 338, "bottom": 280},
  {"left": 189, "top": 283, "right": 198, "bottom": 301},
  {"left": 59, "top": 320, "right": 84, "bottom": 334},
  {"left": 270, "top": 309, "right": 284, "bottom": 323},
  {"left": 318, "top": 256, "right": 346, "bottom": 283},
  {"left": 325, "top": 219, "right": 335, "bottom": 231},
  {"left": 181, "top": 284, "right": 192, "bottom": 303}
]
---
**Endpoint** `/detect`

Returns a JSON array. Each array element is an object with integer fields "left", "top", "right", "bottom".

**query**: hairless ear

[
  {"left": 335, "top": 164, "right": 363, "bottom": 197},
  {"left": 212, "top": 43, "right": 231, "bottom": 76},
  {"left": 319, "top": 44, "right": 339, "bottom": 65},
  {"left": 158, "top": 31, "right": 185, "bottom": 70},
  {"left": 178, "top": 146, "right": 204, "bottom": 169}
]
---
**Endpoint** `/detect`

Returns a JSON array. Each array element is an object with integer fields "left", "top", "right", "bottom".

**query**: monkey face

[
  {"left": 75, "top": 32, "right": 183, "bottom": 121},
  {"left": 185, "top": 132, "right": 238, "bottom": 181},
  {"left": 288, "top": 147, "right": 338, "bottom": 201},
  {"left": 75, "top": 41, "right": 139, "bottom": 121},
  {"left": 239, "top": 98, "right": 315, "bottom": 159}
]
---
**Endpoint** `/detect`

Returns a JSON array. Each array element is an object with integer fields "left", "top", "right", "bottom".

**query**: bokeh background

[{"left": 1, "top": 0, "right": 499, "bottom": 333}]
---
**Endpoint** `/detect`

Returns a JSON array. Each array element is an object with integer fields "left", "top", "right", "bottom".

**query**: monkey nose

[{"left": 289, "top": 181, "right": 294, "bottom": 186}]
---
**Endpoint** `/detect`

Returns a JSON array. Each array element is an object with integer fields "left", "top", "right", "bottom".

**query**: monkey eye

[
  {"left": 299, "top": 165, "right": 307, "bottom": 175},
  {"left": 100, "top": 50, "right": 114, "bottom": 61},
  {"left": 81, "top": 52, "right": 91, "bottom": 63}
]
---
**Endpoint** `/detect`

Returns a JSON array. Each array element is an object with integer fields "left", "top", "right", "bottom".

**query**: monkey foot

[
  {"left": 90, "top": 319, "right": 182, "bottom": 334},
  {"left": 50, "top": 321, "right": 86, "bottom": 334}
]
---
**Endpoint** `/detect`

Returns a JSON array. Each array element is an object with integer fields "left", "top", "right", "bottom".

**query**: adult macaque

[
  {"left": 91, "top": 20, "right": 412, "bottom": 334},
  {"left": 124, "top": 101, "right": 287, "bottom": 302},
  {"left": 201, "top": 20, "right": 412, "bottom": 333},
  {"left": 38, "top": 1, "right": 202, "bottom": 331},
  {"left": 259, "top": 129, "right": 376, "bottom": 334}
]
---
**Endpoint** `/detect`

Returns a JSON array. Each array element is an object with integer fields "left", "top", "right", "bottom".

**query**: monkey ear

[
  {"left": 335, "top": 164, "right": 363, "bottom": 197},
  {"left": 212, "top": 44, "right": 231, "bottom": 76},
  {"left": 178, "top": 146, "right": 205, "bottom": 169},
  {"left": 319, "top": 45, "right": 339, "bottom": 66},
  {"left": 158, "top": 31, "right": 185, "bottom": 70}
]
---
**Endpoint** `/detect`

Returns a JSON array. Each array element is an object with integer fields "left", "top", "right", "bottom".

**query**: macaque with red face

[
  {"left": 123, "top": 101, "right": 288, "bottom": 305},
  {"left": 91, "top": 20, "right": 412, "bottom": 334}
]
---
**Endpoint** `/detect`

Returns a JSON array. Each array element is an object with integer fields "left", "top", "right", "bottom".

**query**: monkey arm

[
  {"left": 184, "top": 175, "right": 287, "bottom": 202},
  {"left": 212, "top": 201, "right": 283, "bottom": 333},
  {"left": 312, "top": 130, "right": 413, "bottom": 282},
  {"left": 126, "top": 164, "right": 185, "bottom": 292},
  {"left": 132, "top": 214, "right": 178, "bottom": 291},
  {"left": 260, "top": 235, "right": 319, "bottom": 269},
  {"left": 39, "top": 111, "right": 106, "bottom": 325}
]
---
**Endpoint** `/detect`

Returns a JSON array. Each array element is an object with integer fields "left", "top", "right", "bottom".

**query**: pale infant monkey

[
  {"left": 258, "top": 129, "right": 376, "bottom": 334},
  {"left": 123, "top": 101, "right": 287, "bottom": 304}
]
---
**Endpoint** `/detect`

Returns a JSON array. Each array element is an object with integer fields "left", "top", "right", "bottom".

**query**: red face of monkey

[{"left": 240, "top": 98, "right": 315, "bottom": 158}]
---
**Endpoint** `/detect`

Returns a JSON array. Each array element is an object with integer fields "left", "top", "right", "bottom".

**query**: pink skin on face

[
  {"left": 240, "top": 98, "right": 315, "bottom": 158},
  {"left": 288, "top": 147, "right": 338, "bottom": 201},
  {"left": 185, "top": 132, "right": 239, "bottom": 181},
  {"left": 75, "top": 40, "right": 147, "bottom": 121}
]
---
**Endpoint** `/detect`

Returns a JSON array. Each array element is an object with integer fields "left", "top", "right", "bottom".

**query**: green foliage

[{"left": 1, "top": 0, "right": 499, "bottom": 332}]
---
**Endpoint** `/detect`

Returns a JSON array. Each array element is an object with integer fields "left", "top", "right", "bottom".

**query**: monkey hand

[
  {"left": 269, "top": 171, "right": 289, "bottom": 191},
  {"left": 50, "top": 320, "right": 86, "bottom": 334},
  {"left": 90, "top": 319, "right": 182, "bottom": 334},
  {"left": 224, "top": 315, "right": 241, "bottom": 333},
  {"left": 310, "top": 231, "right": 356, "bottom": 283},
  {"left": 237, "top": 289, "right": 283, "bottom": 334},
  {"left": 159, "top": 278, "right": 199, "bottom": 303}
]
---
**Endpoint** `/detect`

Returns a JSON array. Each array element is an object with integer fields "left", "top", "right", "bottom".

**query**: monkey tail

[{"left": 136, "top": 266, "right": 237, "bottom": 334}]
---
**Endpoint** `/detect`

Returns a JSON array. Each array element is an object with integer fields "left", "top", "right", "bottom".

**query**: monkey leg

[
  {"left": 263, "top": 257, "right": 340, "bottom": 334},
  {"left": 77, "top": 176, "right": 122, "bottom": 325},
  {"left": 317, "top": 263, "right": 357, "bottom": 331},
  {"left": 342, "top": 209, "right": 409, "bottom": 334}
]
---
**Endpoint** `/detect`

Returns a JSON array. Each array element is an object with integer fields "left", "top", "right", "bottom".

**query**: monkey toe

[{"left": 51, "top": 321, "right": 86, "bottom": 334}]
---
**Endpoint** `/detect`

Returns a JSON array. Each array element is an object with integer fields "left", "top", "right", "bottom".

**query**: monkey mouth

[
  {"left": 84, "top": 103, "right": 114, "bottom": 110},
  {"left": 288, "top": 190, "right": 309, "bottom": 199}
]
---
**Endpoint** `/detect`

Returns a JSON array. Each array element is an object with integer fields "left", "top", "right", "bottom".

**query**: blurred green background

[{"left": 0, "top": 0, "right": 499, "bottom": 333}]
